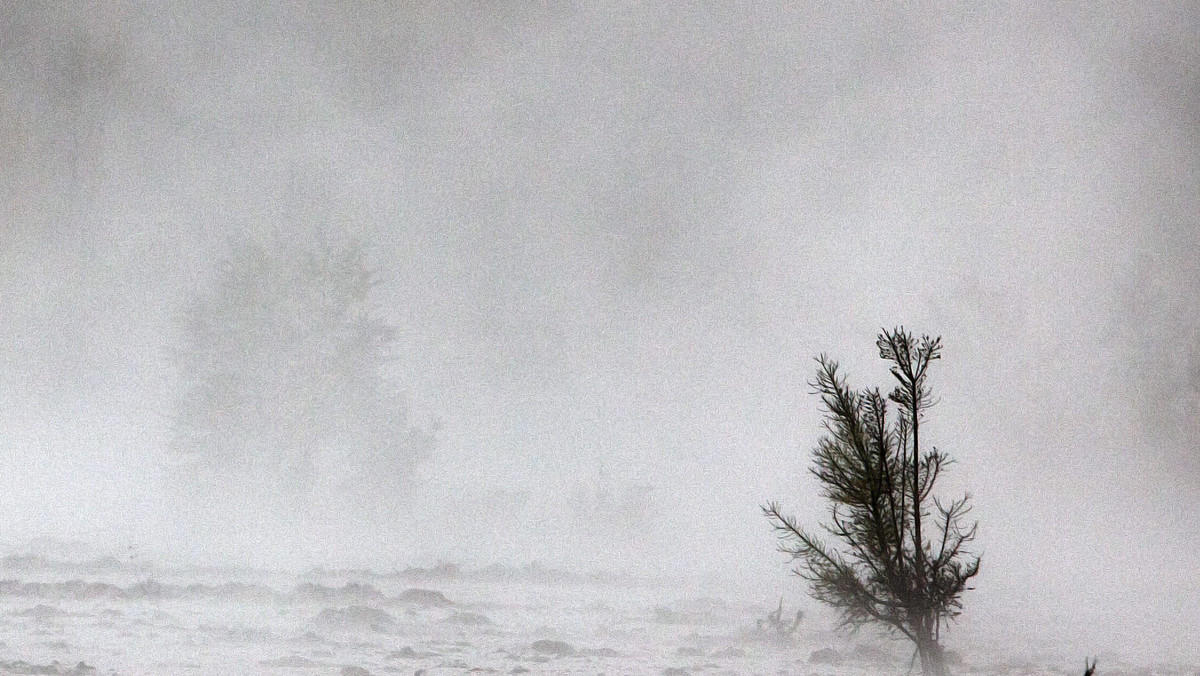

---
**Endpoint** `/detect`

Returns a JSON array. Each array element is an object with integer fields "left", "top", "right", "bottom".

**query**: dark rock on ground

[
  {"left": 395, "top": 588, "right": 453, "bottom": 607},
  {"left": 0, "top": 661, "right": 95, "bottom": 676},
  {"left": 443, "top": 611, "right": 493, "bottom": 626},
  {"left": 529, "top": 639, "right": 575, "bottom": 656},
  {"left": 314, "top": 605, "right": 396, "bottom": 632},
  {"left": 259, "top": 655, "right": 320, "bottom": 668},
  {"left": 851, "top": 642, "right": 893, "bottom": 663},
  {"left": 387, "top": 647, "right": 439, "bottom": 660},
  {"left": 809, "top": 647, "right": 841, "bottom": 665},
  {"left": 14, "top": 605, "right": 66, "bottom": 619},
  {"left": 294, "top": 582, "right": 384, "bottom": 604}
]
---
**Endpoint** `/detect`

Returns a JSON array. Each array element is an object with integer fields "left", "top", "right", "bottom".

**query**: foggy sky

[{"left": 2, "top": 1, "right": 1199, "bottom": 662}]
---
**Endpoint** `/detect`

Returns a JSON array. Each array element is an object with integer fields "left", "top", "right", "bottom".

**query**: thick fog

[{"left": 2, "top": 1, "right": 1198, "bottom": 665}]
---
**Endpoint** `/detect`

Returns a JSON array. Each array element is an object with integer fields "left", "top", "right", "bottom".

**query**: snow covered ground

[{"left": 0, "top": 556, "right": 1190, "bottom": 676}]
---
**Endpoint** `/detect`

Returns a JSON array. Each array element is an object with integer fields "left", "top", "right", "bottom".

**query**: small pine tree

[{"left": 764, "top": 328, "right": 979, "bottom": 676}]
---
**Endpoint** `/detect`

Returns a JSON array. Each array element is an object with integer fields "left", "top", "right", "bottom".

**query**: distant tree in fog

[
  {"left": 171, "top": 232, "right": 433, "bottom": 504},
  {"left": 764, "top": 328, "right": 979, "bottom": 676}
]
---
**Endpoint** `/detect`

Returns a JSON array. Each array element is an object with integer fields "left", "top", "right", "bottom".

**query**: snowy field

[{"left": 0, "top": 555, "right": 1191, "bottom": 676}]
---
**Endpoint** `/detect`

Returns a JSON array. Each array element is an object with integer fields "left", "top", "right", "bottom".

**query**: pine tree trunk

[{"left": 916, "top": 622, "right": 948, "bottom": 676}]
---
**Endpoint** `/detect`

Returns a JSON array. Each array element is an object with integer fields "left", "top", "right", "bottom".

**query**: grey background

[{"left": 2, "top": 1, "right": 1197, "bottom": 658}]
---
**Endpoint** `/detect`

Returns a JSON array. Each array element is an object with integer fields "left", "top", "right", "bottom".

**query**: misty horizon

[{"left": 2, "top": 2, "right": 1199, "bottom": 671}]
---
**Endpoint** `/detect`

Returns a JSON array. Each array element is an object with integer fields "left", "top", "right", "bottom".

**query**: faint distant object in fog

[
  {"left": 169, "top": 229, "right": 434, "bottom": 511},
  {"left": 764, "top": 328, "right": 979, "bottom": 676},
  {"left": 756, "top": 596, "right": 803, "bottom": 639}
]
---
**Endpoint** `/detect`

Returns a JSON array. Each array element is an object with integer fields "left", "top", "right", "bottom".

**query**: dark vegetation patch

[
  {"left": 13, "top": 605, "right": 68, "bottom": 619},
  {"left": 529, "top": 639, "right": 575, "bottom": 657},
  {"left": 395, "top": 588, "right": 453, "bottom": 607},
  {"left": 442, "top": 611, "right": 493, "bottom": 626},
  {"left": 579, "top": 647, "right": 622, "bottom": 658},
  {"left": 259, "top": 655, "right": 321, "bottom": 668},
  {"left": 314, "top": 606, "right": 396, "bottom": 632},
  {"left": 0, "top": 579, "right": 285, "bottom": 603},
  {"left": 0, "top": 661, "right": 95, "bottom": 675},
  {"left": 809, "top": 648, "right": 840, "bottom": 665},
  {"left": 293, "top": 582, "right": 384, "bottom": 604}
]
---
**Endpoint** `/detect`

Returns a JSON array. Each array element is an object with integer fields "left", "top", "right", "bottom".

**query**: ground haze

[{"left": 2, "top": 3, "right": 1198, "bottom": 673}]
